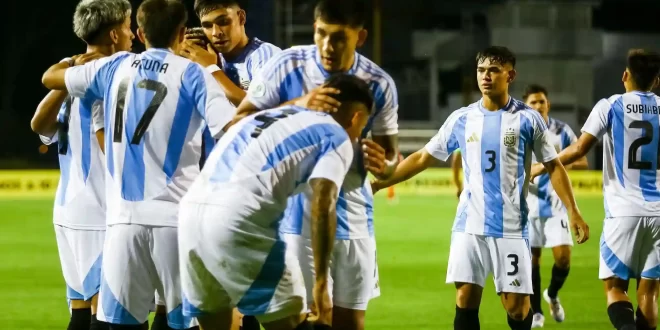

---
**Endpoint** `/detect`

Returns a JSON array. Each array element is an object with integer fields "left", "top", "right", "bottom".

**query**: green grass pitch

[{"left": 0, "top": 195, "right": 624, "bottom": 329}]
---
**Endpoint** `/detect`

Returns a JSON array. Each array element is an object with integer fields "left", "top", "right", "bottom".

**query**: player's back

[
  {"left": 98, "top": 49, "right": 231, "bottom": 226},
  {"left": 592, "top": 91, "right": 660, "bottom": 216},
  {"left": 185, "top": 106, "right": 353, "bottom": 231},
  {"left": 41, "top": 96, "right": 106, "bottom": 230}
]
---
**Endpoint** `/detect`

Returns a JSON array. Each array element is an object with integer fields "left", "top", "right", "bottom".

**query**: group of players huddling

[{"left": 29, "top": 0, "right": 660, "bottom": 329}]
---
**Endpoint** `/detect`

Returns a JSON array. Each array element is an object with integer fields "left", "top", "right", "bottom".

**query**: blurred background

[{"left": 2, "top": 0, "right": 660, "bottom": 169}]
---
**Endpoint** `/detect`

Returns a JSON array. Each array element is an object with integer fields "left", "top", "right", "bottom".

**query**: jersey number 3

[
  {"left": 627, "top": 120, "right": 660, "bottom": 170},
  {"left": 113, "top": 78, "right": 168, "bottom": 144}
]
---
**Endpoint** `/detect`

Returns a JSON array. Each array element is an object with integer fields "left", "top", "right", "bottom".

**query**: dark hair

[
  {"left": 314, "top": 0, "right": 367, "bottom": 28},
  {"left": 137, "top": 0, "right": 188, "bottom": 48},
  {"left": 476, "top": 46, "right": 516, "bottom": 68},
  {"left": 73, "top": 0, "right": 132, "bottom": 44},
  {"left": 324, "top": 74, "right": 373, "bottom": 121},
  {"left": 626, "top": 49, "right": 660, "bottom": 91},
  {"left": 522, "top": 84, "right": 548, "bottom": 101},
  {"left": 194, "top": 0, "right": 244, "bottom": 17}
]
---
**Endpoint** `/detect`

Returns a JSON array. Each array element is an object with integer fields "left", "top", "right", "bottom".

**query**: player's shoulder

[
  {"left": 548, "top": 117, "right": 571, "bottom": 134},
  {"left": 354, "top": 53, "right": 396, "bottom": 89},
  {"left": 446, "top": 102, "right": 478, "bottom": 124},
  {"left": 252, "top": 38, "right": 282, "bottom": 54}
]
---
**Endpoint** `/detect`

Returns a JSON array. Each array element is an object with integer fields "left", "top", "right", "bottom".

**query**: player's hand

[
  {"left": 294, "top": 87, "right": 341, "bottom": 112},
  {"left": 370, "top": 179, "right": 383, "bottom": 194},
  {"left": 362, "top": 139, "right": 389, "bottom": 179},
  {"left": 529, "top": 163, "right": 546, "bottom": 183},
  {"left": 569, "top": 211, "right": 590, "bottom": 244},
  {"left": 179, "top": 40, "right": 218, "bottom": 68},
  {"left": 72, "top": 52, "right": 106, "bottom": 66},
  {"left": 309, "top": 281, "right": 332, "bottom": 327}
]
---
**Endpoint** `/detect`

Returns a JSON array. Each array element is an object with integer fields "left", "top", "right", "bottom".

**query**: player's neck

[
  {"left": 625, "top": 84, "right": 652, "bottom": 94},
  {"left": 340, "top": 53, "right": 356, "bottom": 72},
  {"left": 541, "top": 113, "right": 549, "bottom": 124},
  {"left": 481, "top": 93, "right": 510, "bottom": 111},
  {"left": 86, "top": 45, "right": 114, "bottom": 57},
  {"left": 223, "top": 34, "right": 250, "bottom": 61}
]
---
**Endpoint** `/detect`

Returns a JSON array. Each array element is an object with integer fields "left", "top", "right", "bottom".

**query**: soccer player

[
  {"left": 179, "top": 0, "right": 281, "bottom": 170},
  {"left": 521, "top": 84, "right": 588, "bottom": 328},
  {"left": 40, "top": 0, "right": 236, "bottom": 329},
  {"left": 371, "top": 46, "right": 589, "bottom": 330},
  {"left": 31, "top": 1, "right": 133, "bottom": 329},
  {"left": 179, "top": 73, "right": 372, "bottom": 330},
  {"left": 231, "top": 1, "right": 399, "bottom": 328},
  {"left": 530, "top": 49, "right": 660, "bottom": 330}
]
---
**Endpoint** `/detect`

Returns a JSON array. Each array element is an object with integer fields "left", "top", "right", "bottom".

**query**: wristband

[{"left": 206, "top": 64, "right": 221, "bottom": 73}]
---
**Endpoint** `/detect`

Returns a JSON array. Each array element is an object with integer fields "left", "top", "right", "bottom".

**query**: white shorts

[
  {"left": 54, "top": 225, "right": 105, "bottom": 301},
  {"left": 281, "top": 233, "right": 379, "bottom": 310},
  {"left": 599, "top": 217, "right": 660, "bottom": 281},
  {"left": 529, "top": 214, "right": 574, "bottom": 248},
  {"left": 96, "top": 224, "right": 195, "bottom": 329},
  {"left": 447, "top": 232, "right": 533, "bottom": 294},
  {"left": 179, "top": 202, "right": 306, "bottom": 324}
]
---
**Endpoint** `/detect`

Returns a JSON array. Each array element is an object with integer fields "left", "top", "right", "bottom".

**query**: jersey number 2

[
  {"left": 113, "top": 78, "right": 168, "bottom": 144},
  {"left": 627, "top": 120, "right": 660, "bottom": 170}
]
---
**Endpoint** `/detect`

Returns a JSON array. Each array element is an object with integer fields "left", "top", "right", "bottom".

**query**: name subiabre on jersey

[
  {"left": 425, "top": 97, "right": 558, "bottom": 239},
  {"left": 245, "top": 44, "right": 399, "bottom": 240},
  {"left": 581, "top": 91, "right": 660, "bottom": 217},
  {"left": 62, "top": 48, "right": 236, "bottom": 227}
]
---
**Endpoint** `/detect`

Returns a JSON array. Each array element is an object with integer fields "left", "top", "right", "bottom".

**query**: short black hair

[
  {"left": 476, "top": 46, "right": 516, "bottom": 68},
  {"left": 522, "top": 84, "right": 548, "bottom": 101},
  {"left": 194, "top": 0, "right": 244, "bottom": 18},
  {"left": 314, "top": 0, "right": 367, "bottom": 28},
  {"left": 137, "top": 0, "right": 188, "bottom": 49},
  {"left": 324, "top": 74, "right": 373, "bottom": 119},
  {"left": 627, "top": 49, "right": 660, "bottom": 91}
]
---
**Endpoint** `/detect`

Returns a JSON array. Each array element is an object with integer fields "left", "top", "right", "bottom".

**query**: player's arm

[
  {"left": 92, "top": 102, "right": 105, "bottom": 153},
  {"left": 31, "top": 90, "right": 68, "bottom": 138},
  {"left": 451, "top": 150, "right": 462, "bottom": 198},
  {"left": 533, "top": 115, "right": 589, "bottom": 244},
  {"left": 185, "top": 64, "right": 239, "bottom": 137},
  {"left": 42, "top": 53, "right": 107, "bottom": 91},
  {"left": 363, "top": 81, "right": 401, "bottom": 179}
]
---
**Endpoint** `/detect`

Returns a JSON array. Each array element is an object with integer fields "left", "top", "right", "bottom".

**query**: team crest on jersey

[
  {"left": 251, "top": 81, "right": 266, "bottom": 97},
  {"left": 503, "top": 128, "right": 516, "bottom": 147}
]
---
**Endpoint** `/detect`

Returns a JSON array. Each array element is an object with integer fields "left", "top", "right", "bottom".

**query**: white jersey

[
  {"left": 40, "top": 97, "right": 106, "bottom": 230},
  {"left": 527, "top": 117, "right": 577, "bottom": 218},
  {"left": 581, "top": 91, "right": 660, "bottom": 217},
  {"left": 201, "top": 38, "right": 281, "bottom": 163},
  {"left": 184, "top": 106, "right": 354, "bottom": 238},
  {"left": 425, "top": 97, "right": 558, "bottom": 238},
  {"left": 64, "top": 48, "right": 236, "bottom": 227},
  {"left": 246, "top": 45, "right": 399, "bottom": 239}
]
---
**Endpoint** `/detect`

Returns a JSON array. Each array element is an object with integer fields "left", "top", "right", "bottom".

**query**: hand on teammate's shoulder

[{"left": 72, "top": 52, "right": 107, "bottom": 66}]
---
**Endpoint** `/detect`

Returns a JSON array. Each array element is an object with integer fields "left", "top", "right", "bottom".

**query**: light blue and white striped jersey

[
  {"left": 527, "top": 117, "right": 577, "bottom": 219},
  {"left": 64, "top": 48, "right": 236, "bottom": 227},
  {"left": 184, "top": 106, "right": 354, "bottom": 237},
  {"left": 201, "top": 38, "right": 281, "bottom": 163},
  {"left": 581, "top": 91, "right": 660, "bottom": 217},
  {"left": 40, "top": 96, "right": 106, "bottom": 230},
  {"left": 245, "top": 45, "right": 399, "bottom": 239},
  {"left": 425, "top": 97, "right": 558, "bottom": 238}
]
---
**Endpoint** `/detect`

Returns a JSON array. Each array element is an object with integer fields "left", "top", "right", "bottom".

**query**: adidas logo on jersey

[
  {"left": 467, "top": 132, "right": 480, "bottom": 143},
  {"left": 509, "top": 279, "right": 521, "bottom": 287}
]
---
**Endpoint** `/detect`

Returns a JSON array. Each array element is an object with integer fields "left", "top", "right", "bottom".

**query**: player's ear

[
  {"left": 109, "top": 29, "right": 119, "bottom": 45},
  {"left": 357, "top": 28, "right": 368, "bottom": 47},
  {"left": 177, "top": 25, "right": 186, "bottom": 44},
  {"left": 137, "top": 27, "right": 147, "bottom": 45},
  {"left": 507, "top": 69, "right": 517, "bottom": 83},
  {"left": 653, "top": 76, "right": 660, "bottom": 90},
  {"left": 238, "top": 9, "right": 246, "bottom": 26},
  {"left": 622, "top": 69, "right": 629, "bottom": 83}
]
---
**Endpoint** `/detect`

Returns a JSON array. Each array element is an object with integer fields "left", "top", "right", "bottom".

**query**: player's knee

[
  {"left": 501, "top": 293, "right": 529, "bottom": 320},
  {"left": 554, "top": 248, "right": 571, "bottom": 269},
  {"left": 70, "top": 299, "right": 92, "bottom": 309},
  {"left": 531, "top": 255, "right": 541, "bottom": 267},
  {"left": 455, "top": 283, "right": 482, "bottom": 309}
]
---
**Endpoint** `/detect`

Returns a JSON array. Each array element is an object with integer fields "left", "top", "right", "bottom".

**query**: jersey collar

[{"left": 478, "top": 96, "right": 512, "bottom": 116}]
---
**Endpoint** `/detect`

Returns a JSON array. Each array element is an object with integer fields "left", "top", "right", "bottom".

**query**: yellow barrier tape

[{"left": 0, "top": 169, "right": 603, "bottom": 199}]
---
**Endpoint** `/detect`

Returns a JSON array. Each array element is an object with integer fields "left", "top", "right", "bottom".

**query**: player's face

[
  {"left": 200, "top": 6, "right": 246, "bottom": 54},
  {"left": 525, "top": 92, "right": 550, "bottom": 116},
  {"left": 314, "top": 19, "right": 367, "bottom": 72},
  {"left": 476, "top": 58, "right": 515, "bottom": 96},
  {"left": 344, "top": 105, "right": 370, "bottom": 141},
  {"left": 113, "top": 14, "right": 135, "bottom": 52}
]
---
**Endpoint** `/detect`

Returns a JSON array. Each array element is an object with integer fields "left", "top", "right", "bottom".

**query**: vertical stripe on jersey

[
  {"left": 279, "top": 67, "right": 305, "bottom": 103},
  {"left": 518, "top": 114, "right": 533, "bottom": 237},
  {"left": 56, "top": 151, "right": 72, "bottom": 206},
  {"left": 79, "top": 99, "right": 92, "bottom": 182},
  {"left": 210, "top": 120, "right": 259, "bottom": 183},
  {"left": 336, "top": 190, "right": 350, "bottom": 238},
  {"left": 639, "top": 94, "right": 660, "bottom": 201},
  {"left": 481, "top": 112, "right": 504, "bottom": 237},
  {"left": 611, "top": 97, "right": 626, "bottom": 187},
  {"left": 452, "top": 115, "right": 469, "bottom": 232}
]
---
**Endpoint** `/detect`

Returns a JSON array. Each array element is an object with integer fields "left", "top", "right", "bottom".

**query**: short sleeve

[
  {"left": 245, "top": 50, "right": 295, "bottom": 110},
  {"left": 581, "top": 98, "right": 612, "bottom": 140},
  {"left": 183, "top": 63, "right": 237, "bottom": 139},
  {"left": 369, "top": 78, "right": 399, "bottom": 136},
  {"left": 91, "top": 101, "right": 104, "bottom": 132},
  {"left": 307, "top": 139, "right": 354, "bottom": 192},
  {"left": 248, "top": 44, "right": 282, "bottom": 79},
  {"left": 424, "top": 111, "right": 463, "bottom": 161},
  {"left": 560, "top": 124, "right": 578, "bottom": 150},
  {"left": 64, "top": 52, "right": 126, "bottom": 100},
  {"left": 532, "top": 113, "right": 558, "bottom": 163}
]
